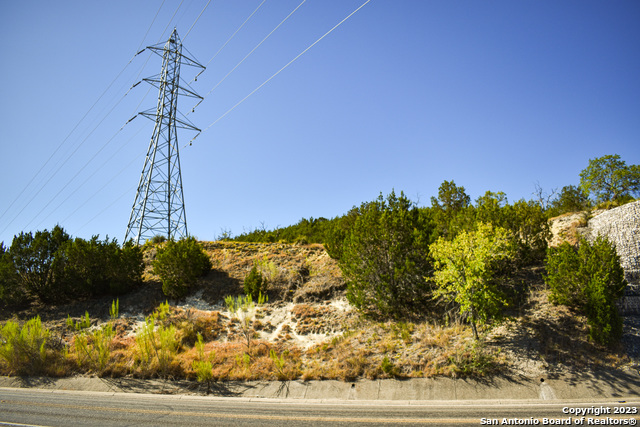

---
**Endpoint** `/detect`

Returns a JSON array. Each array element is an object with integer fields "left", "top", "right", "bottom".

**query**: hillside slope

[{"left": 1, "top": 205, "right": 638, "bottom": 382}]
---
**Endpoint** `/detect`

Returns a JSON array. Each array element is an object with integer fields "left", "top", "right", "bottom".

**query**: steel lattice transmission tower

[{"left": 125, "top": 29, "right": 205, "bottom": 245}]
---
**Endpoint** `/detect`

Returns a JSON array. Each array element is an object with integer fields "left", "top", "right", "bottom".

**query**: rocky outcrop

[{"left": 587, "top": 201, "right": 640, "bottom": 315}]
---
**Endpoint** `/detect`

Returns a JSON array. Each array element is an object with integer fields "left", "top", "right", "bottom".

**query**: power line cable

[
  {"left": 15, "top": 109, "right": 143, "bottom": 234},
  {"left": 191, "top": 0, "right": 372, "bottom": 144},
  {"left": 0, "top": 61, "right": 153, "bottom": 237},
  {"left": 136, "top": 0, "right": 166, "bottom": 52},
  {"left": 24, "top": 82, "right": 153, "bottom": 232},
  {"left": 191, "top": 0, "right": 267, "bottom": 82},
  {"left": 36, "top": 123, "right": 148, "bottom": 231},
  {"left": 75, "top": 184, "right": 138, "bottom": 237},
  {"left": 158, "top": 0, "right": 186, "bottom": 43},
  {"left": 0, "top": 50, "right": 145, "bottom": 226},
  {"left": 58, "top": 145, "right": 147, "bottom": 229},
  {"left": 183, "top": 0, "right": 213, "bottom": 41},
  {"left": 0, "top": 1, "right": 166, "bottom": 227},
  {"left": 189, "top": 0, "right": 306, "bottom": 114},
  {"left": 25, "top": 60, "right": 151, "bottom": 222}
]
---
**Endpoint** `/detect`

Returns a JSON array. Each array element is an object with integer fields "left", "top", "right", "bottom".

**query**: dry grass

[
  {"left": 0, "top": 299, "right": 505, "bottom": 381},
  {"left": 199, "top": 241, "right": 344, "bottom": 303},
  {"left": 524, "top": 290, "right": 629, "bottom": 370}
]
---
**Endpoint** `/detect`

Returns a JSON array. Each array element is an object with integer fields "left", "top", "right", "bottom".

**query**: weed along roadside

[{"left": 1, "top": 194, "right": 640, "bottom": 398}]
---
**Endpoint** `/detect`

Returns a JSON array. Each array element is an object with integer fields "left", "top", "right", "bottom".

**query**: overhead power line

[
  {"left": 0, "top": 50, "right": 145, "bottom": 226},
  {"left": 0, "top": 1, "right": 167, "bottom": 232},
  {"left": 189, "top": 0, "right": 307, "bottom": 114},
  {"left": 31, "top": 2, "right": 206, "bottom": 237},
  {"left": 76, "top": 184, "right": 138, "bottom": 237},
  {"left": 17, "top": 110, "right": 142, "bottom": 234},
  {"left": 34, "top": 124, "right": 148, "bottom": 231},
  {"left": 184, "top": 0, "right": 213, "bottom": 41},
  {"left": 59, "top": 145, "right": 147, "bottom": 231},
  {"left": 192, "top": 0, "right": 268, "bottom": 83},
  {"left": 191, "top": 0, "right": 372, "bottom": 143},
  {"left": 157, "top": 0, "right": 186, "bottom": 44},
  {"left": 136, "top": 0, "right": 166, "bottom": 52}
]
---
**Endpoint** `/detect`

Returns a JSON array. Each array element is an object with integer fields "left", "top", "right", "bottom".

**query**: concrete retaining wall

[{"left": 588, "top": 201, "right": 640, "bottom": 315}]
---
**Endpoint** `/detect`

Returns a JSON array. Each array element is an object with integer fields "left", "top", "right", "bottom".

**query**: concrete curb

[{"left": 2, "top": 369, "right": 640, "bottom": 401}]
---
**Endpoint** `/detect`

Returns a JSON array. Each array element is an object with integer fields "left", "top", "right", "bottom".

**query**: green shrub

[
  {"left": 8, "top": 225, "right": 71, "bottom": 303},
  {"left": 545, "top": 236, "right": 627, "bottom": 346},
  {"left": 153, "top": 300, "right": 171, "bottom": 321},
  {"left": 71, "top": 301, "right": 119, "bottom": 374},
  {"left": 192, "top": 333, "right": 214, "bottom": 393},
  {"left": 135, "top": 316, "right": 179, "bottom": 377},
  {"left": 61, "top": 237, "right": 143, "bottom": 297},
  {"left": 380, "top": 355, "right": 397, "bottom": 376},
  {"left": 324, "top": 209, "right": 360, "bottom": 260},
  {"left": 74, "top": 324, "right": 114, "bottom": 373},
  {"left": 0, "top": 243, "right": 24, "bottom": 306},
  {"left": 1, "top": 230, "right": 142, "bottom": 304},
  {"left": 225, "top": 293, "right": 267, "bottom": 349},
  {"left": 547, "top": 185, "right": 590, "bottom": 217},
  {"left": 74, "top": 311, "right": 91, "bottom": 331},
  {"left": 153, "top": 237, "right": 212, "bottom": 298},
  {"left": 150, "top": 235, "right": 167, "bottom": 244},
  {"left": 341, "top": 191, "right": 435, "bottom": 319},
  {"left": 244, "top": 264, "right": 266, "bottom": 299},
  {"left": 0, "top": 316, "right": 50, "bottom": 375},
  {"left": 233, "top": 217, "right": 334, "bottom": 245}
]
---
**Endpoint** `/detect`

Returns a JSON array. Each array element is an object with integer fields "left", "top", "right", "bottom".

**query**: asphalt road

[{"left": 0, "top": 388, "right": 639, "bottom": 426}]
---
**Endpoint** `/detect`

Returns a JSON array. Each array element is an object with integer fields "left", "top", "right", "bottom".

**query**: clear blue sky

[{"left": 1, "top": 0, "right": 639, "bottom": 244}]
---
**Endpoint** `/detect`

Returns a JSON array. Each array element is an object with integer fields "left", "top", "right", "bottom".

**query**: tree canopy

[
  {"left": 429, "top": 222, "right": 516, "bottom": 340},
  {"left": 340, "top": 191, "right": 435, "bottom": 319},
  {"left": 0, "top": 226, "right": 143, "bottom": 305},
  {"left": 579, "top": 154, "right": 640, "bottom": 204}
]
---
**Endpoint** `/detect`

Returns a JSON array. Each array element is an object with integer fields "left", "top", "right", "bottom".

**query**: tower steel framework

[{"left": 125, "top": 29, "right": 204, "bottom": 245}]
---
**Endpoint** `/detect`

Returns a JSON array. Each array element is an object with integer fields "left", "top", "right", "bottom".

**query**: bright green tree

[
  {"left": 429, "top": 223, "right": 516, "bottom": 340},
  {"left": 340, "top": 191, "right": 434, "bottom": 319},
  {"left": 579, "top": 154, "right": 640, "bottom": 204}
]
